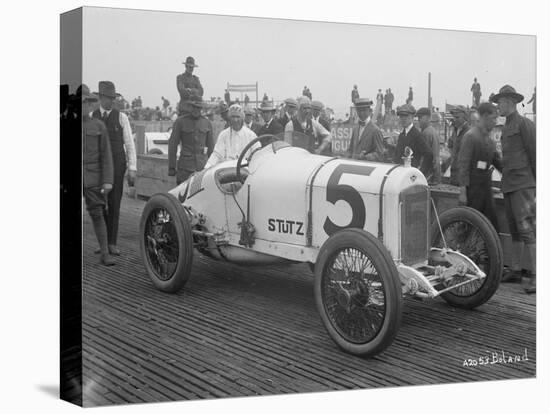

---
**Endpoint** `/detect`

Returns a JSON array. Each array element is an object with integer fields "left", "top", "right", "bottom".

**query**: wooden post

[
  {"left": 135, "top": 124, "right": 146, "bottom": 155},
  {"left": 256, "top": 81, "right": 258, "bottom": 109},
  {"left": 428, "top": 72, "right": 432, "bottom": 112}
]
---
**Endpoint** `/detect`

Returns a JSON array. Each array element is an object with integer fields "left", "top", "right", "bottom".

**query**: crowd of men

[{"left": 74, "top": 55, "right": 536, "bottom": 294}]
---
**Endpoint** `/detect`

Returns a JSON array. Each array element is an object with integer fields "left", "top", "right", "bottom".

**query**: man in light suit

[{"left": 347, "top": 98, "right": 386, "bottom": 161}]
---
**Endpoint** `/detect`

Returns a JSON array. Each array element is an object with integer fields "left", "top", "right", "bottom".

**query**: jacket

[
  {"left": 257, "top": 118, "right": 284, "bottom": 146},
  {"left": 457, "top": 126, "right": 502, "bottom": 187},
  {"left": 348, "top": 120, "right": 385, "bottom": 162},
  {"left": 168, "top": 114, "right": 214, "bottom": 173},
  {"left": 83, "top": 117, "right": 113, "bottom": 188},
  {"left": 500, "top": 111, "right": 536, "bottom": 193},
  {"left": 393, "top": 125, "right": 433, "bottom": 175}
]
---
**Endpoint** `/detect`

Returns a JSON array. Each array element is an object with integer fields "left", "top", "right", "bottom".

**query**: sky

[{"left": 80, "top": 7, "right": 536, "bottom": 117}]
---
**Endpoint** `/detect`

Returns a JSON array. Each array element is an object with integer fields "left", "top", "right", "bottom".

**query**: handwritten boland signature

[{"left": 462, "top": 349, "right": 530, "bottom": 367}]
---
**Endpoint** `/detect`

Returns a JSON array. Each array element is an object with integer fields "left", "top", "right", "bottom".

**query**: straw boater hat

[
  {"left": 489, "top": 85, "right": 524, "bottom": 103},
  {"left": 183, "top": 56, "right": 198, "bottom": 67},
  {"left": 396, "top": 103, "right": 416, "bottom": 116},
  {"left": 259, "top": 101, "right": 276, "bottom": 112},
  {"left": 95, "top": 81, "right": 122, "bottom": 99},
  {"left": 354, "top": 98, "right": 373, "bottom": 108}
]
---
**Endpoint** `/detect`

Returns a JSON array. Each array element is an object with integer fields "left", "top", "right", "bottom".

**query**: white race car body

[{"left": 169, "top": 144, "right": 428, "bottom": 267}]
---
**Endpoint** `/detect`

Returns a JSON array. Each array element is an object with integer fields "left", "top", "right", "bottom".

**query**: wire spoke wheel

[
  {"left": 433, "top": 220, "right": 488, "bottom": 297},
  {"left": 139, "top": 193, "right": 194, "bottom": 293},
  {"left": 430, "top": 207, "right": 502, "bottom": 309},
  {"left": 314, "top": 229, "right": 402, "bottom": 357},
  {"left": 144, "top": 207, "right": 179, "bottom": 281},
  {"left": 322, "top": 247, "right": 387, "bottom": 344}
]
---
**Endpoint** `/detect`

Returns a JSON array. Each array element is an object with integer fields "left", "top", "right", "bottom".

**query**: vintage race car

[{"left": 139, "top": 134, "right": 503, "bottom": 357}]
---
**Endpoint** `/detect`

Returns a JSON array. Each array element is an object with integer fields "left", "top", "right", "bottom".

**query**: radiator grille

[{"left": 400, "top": 185, "right": 429, "bottom": 265}]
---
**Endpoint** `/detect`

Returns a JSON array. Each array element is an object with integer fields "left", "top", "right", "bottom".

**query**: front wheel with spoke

[
  {"left": 139, "top": 193, "right": 193, "bottom": 293},
  {"left": 314, "top": 229, "right": 402, "bottom": 357},
  {"left": 430, "top": 206, "right": 502, "bottom": 309}
]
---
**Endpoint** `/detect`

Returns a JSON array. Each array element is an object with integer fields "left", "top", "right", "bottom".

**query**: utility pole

[{"left": 428, "top": 72, "right": 433, "bottom": 112}]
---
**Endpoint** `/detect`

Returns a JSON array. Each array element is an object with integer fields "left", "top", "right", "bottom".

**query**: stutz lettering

[{"left": 268, "top": 218, "right": 305, "bottom": 236}]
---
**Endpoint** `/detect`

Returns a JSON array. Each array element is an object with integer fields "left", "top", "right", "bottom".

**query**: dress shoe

[
  {"left": 108, "top": 245, "right": 121, "bottom": 256},
  {"left": 101, "top": 253, "right": 116, "bottom": 266},
  {"left": 524, "top": 275, "right": 536, "bottom": 294},
  {"left": 501, "top": 268, "right": 522, "bottom": 283}
]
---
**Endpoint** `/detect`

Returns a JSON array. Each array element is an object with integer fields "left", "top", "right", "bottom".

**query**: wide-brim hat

[
  {"left": 489, "top": 84, "right": 524, "bottom": 103},
  {"left": 183, "top": 56, "right": 198, "bottom": 67},
  {"left": 188, "top": 95, "right": 205, "bottom": 108},
  {"left": 354, "top": 98, "right": 373, "bottom": 108},
  {"left": 396, "top": 104, "right": 416, "bottom": 116},
  {"left": 259, "top": 102, "right": 276, "bottom": 112},
  {"left": 95, "top": 81, "right": 120, "bottom": 99}
]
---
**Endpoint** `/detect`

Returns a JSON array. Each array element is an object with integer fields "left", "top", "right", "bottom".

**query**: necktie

[
  {"left": 402, "top": 128, "right": 407, "bottom": 136},
  {"left": 103, "top": 111, "right": 108, "bottom": 121}
]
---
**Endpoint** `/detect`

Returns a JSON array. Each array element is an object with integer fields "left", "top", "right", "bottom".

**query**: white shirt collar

[
  {"left": 99, "top": 106, "right": 112, "bottom": 116},
  {"left": 404, "top": 122, "right": 414, "bottom": 135}
]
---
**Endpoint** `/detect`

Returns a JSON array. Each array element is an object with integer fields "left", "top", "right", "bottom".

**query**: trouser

[
  {"left": 466, "top": 173, "right": 499, "bottom": 232},
  {"left": 84, "top": 187, "right": 109, "bottom": 254},
  {"left": 103, "top": 155, "right": 126, "bottom": 246},
  {"left": 176, "top": 169, "right": 193, "bottom": 185}
]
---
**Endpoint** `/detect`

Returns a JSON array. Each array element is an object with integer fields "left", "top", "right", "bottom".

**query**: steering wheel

[{"left": 236, "top": 134, "right": 279, "bottom": 183}]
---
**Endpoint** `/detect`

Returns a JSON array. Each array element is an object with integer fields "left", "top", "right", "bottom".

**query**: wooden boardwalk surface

[{"left": 82, "top": 194, "right": 536, "bottom": 407}]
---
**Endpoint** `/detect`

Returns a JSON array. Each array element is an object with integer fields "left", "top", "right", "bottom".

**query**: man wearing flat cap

[
  {"left": 447, "top": 105, "right": 470, "bottom": 185},
  {"left": 168, "top": 95, "right": 214, "bottom": 184},
  {"left": 490, "top": 85, "right": 536, "bottom": 293},
  {"left": 348, "top": 98, "right": 385, "bottom": 162},
  {"left": 81, "top": 85, "right": 115, "bottom": 266},
  {"left": 92, "top": 81, "right": 137, "bottom": 257},
  {"left": 284, "top": 96, "right": 331, "bottom": 154},
  {"left": 417, "top": 107, "right": 441, "bottom": 184},
  {"left": 176, "top": 56, "right": 204, "bottom": 115},
  {"left": 256, "top": 101, "right": 284, "bottom": 147},
  {"left": 393, "top": 104, "right": 433, "bottom": 175},
  {"left": 278, "top": 98, "right": 298, "bottom": 128}
]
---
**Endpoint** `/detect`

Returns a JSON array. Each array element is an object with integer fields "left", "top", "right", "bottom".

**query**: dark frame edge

[{"left": 60, "top": 7, "right": 83, "bottom": 407}]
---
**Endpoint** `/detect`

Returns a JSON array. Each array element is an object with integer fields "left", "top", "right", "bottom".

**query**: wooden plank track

[{"left": 82, "top": 194, "right": 536, "bottom": 407}]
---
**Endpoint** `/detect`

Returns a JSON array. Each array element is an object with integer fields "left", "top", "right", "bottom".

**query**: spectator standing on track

[
  {"left": 490, "top": 85, "right": 536, "bottom": 294},
  {"left": 417, "top": 107, "right": 441, "bottom": 185}
]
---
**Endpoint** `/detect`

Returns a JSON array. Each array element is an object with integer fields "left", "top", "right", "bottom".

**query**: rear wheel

[
  {"left": 314, "top": 229, "right": 402, "bottom": 357},
  {"left": 430, "top": 206, "right": 502, "bottom": 309},
  {"left": 139, "top": 193, "right": 193, "bottom": 293}
]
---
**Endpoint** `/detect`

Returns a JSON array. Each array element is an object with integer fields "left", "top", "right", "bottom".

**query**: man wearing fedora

[
  {"left": 81, "top": 85, "right": 115, "bottom": 266},
  {"left": 92, "top": 81, "right": 137, "bottom": 257},
  {"left": 417, "top": 107, "right": 441, "bottom": 185},
  {"left": 490, "top": 85, "right": 536, "bottom": 294},
  {"left": 447, "top": 105, "right": 470, "bottom": 186},
  {"left": 256, "top": 101, "right": 284, "bottom": 147},
  {"left": 168, "top": 95, "right": 214, "bottom": 184},
  {"left": 177, "top": 56, "right": 204, "bottom": 115},
  {"left": 348, "top": 98, "right": 385, "bottom": 162},
  {"left": 393, "top": 104, "right": 433, "bottom": 175}
]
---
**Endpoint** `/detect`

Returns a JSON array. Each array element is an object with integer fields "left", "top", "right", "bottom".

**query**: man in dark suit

[
  {"left": 347, "top": 98, "right": 385, "bottom": 161},
  {"left": 311, "top": 100, "right": 332, "bottom": 155},
  {"left": 447, "top": 105, "right": 470, "bottom": 185},
  {"left": 257, "top": 101, "right": 284, "bottom": 146},
  {"left": 393, "top": 104, "right": 433, "bottom": 175},
  {"left": 244, "top": 106, "right": 261, "bottom": 135}
]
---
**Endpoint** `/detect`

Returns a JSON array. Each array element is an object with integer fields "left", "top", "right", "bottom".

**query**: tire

[
  {"left": 430, "top": 206, "right": 502, "bottom": 309},
  {"left": 314, "top": 229, "right": 402, "bottom": 357},
  {"left": 139, "top": 193, "right": 193, "bottom": 293}
]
